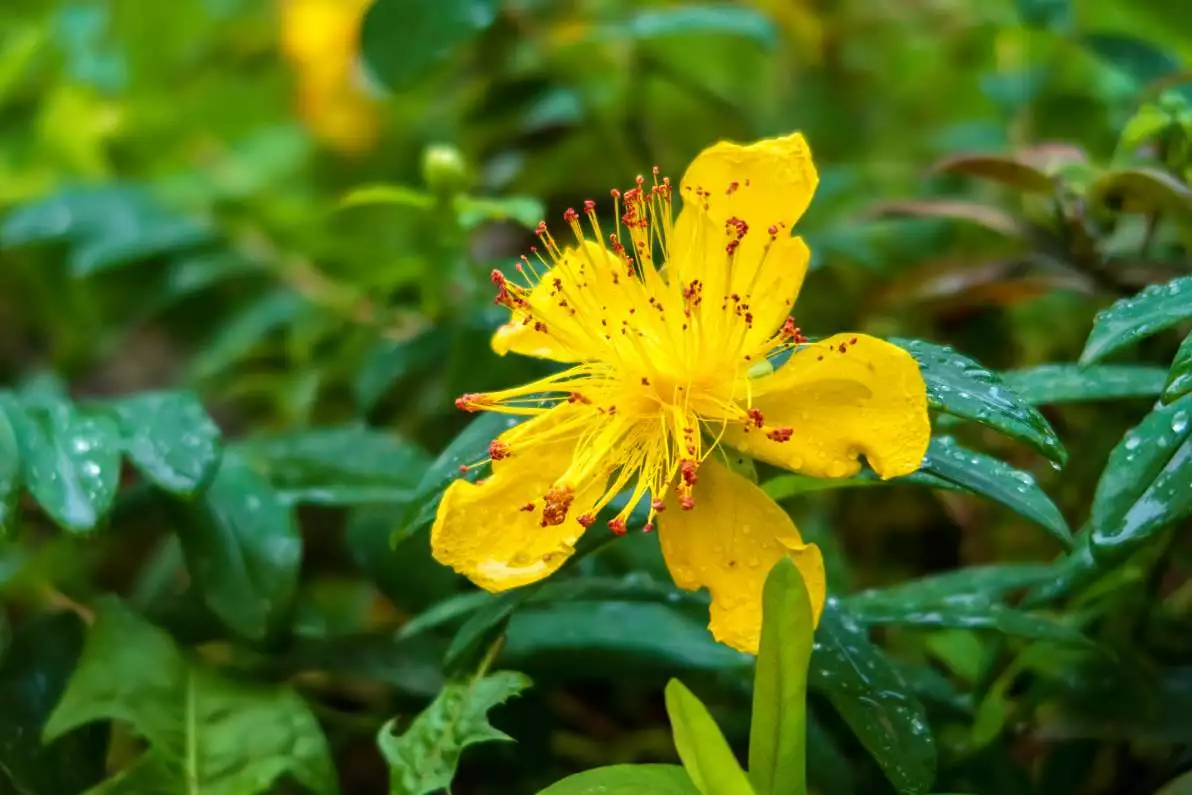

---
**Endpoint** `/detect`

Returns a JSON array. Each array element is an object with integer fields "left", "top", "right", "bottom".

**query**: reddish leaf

[
  {"left": 932, "top": 153, "right": 1057, "bottom": 193},
  {"left": 866, "top": 199, "right": 1025, "bottom": 238}
]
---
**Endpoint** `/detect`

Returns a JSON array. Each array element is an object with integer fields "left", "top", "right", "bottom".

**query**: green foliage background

[{"left": 2, "top": 0, "right": 1192, "bottom": 793}]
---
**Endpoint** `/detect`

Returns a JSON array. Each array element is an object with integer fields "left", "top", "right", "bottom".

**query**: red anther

[
  {"left": 535, "top": 221, "right": 548, "bottom": 235},
  {"left": 726, "top": 180, "right": 739, "bottom": 195},
  {"left": 635, "top": 175, "right": 645, "bottom": 186},
  {"left": 744, "top": 312, "right": 754, "bottom": 326},
  {"left": 680, "top": 459, "right": 699, "bottom": 486},
  {"left": 455, "top": 393, "right": 486, "bottom": 412},
  {"left": 781, "top": 317, "right": 808, "bottom": 344},
  {"left": 520, "top": 502, "right": 535, "bottom": 512},
  {"left": 768, "top": 224, "right": 779, "bottom": 237},
  {"left": 567, "top": 392, "right": 592, "bottom": 404},
  {"left": 458, "top": 465, "right": 469, "bottom": 474},
  {"left": 490, "top": 269, "right": 505, "bottom": 285},
  {"left": 583, "top": 199, "right": 596, "bottom": 213},
  {"left": 533, "top": 321, "right": 547, "bottom": 333},
  {"left": 563, "top": 207, "right": 578, "bottom": 223},
  {"left": 643, "top": 522, "right": 655, "bottom": 533},
  {"left": 610, "top": 188, "right": 621, "bottom": 199},
  {"left": 680, "top": 495, "right": 695, "bottom": 511},
  {"left": 529, "top": 244, "right": 538, "bottom": 253},
  {"left": 766, "top": 427, "right": 794, "bottom": 442},
  {"left": 541, "top": 484, "right": 574, "bottom": 527},
  {"left": 747, "top": 408, "right": 765, "bottom": 428},
  {"left": 725, "top": 239, "right": 740, "bottom": 256},
  {"left": 608, "top": 517, "right": 627, "bottom": 536},
  {"left": 651, "top": 499, "right": 666, "bottom": 513},
  {"left": 515, "top": 261, "right": 525, "bottom": 272},
  {"left": 652, "top": 165, "right": 660, "bottom": 176},
  {"left": 838, "top": 343, "right": 848, "bottom": 353},
  {"left": 488, "top": 440, "right": 511, "bottom": 461}
]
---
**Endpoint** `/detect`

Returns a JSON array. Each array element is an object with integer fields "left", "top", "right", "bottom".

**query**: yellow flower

[
  {"left": 280, "top": 0, "right": 379, "bottom": 155},
  {"left": 431, "top": 134, "right": 930, "bottom": 653}
]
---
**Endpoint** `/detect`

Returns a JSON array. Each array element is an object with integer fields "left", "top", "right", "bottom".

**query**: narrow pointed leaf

[
  {"left": 1162, "top": 332, "right": 1192, "bottom": 403},
  {"left": 923, "top": 437, "right": 1071, "bottom": 547},
  {"left": 665, "top": 679, "right": 756, "bottom": 795},
  {"left": 932, "top": 153, "right": 1056, "bottom": 193},
  {"left": 1001, "top": 365, "right": 1168, "bottom": 405},
  {"left": 811, "top": 601, "right": 936, "bottom": 795},
  {"left": 0, "top": 402, "right": 20, "bottom": 535},
  {"left": 749, "top": 559, "right": 815, "bottom": 795},
  {"left": 378, "top": 671, "right": 530, "bottom": 795},
  {"left": 1090, "top": 393, "right": 1192, "bottom": 558},
  {"left": 1081, "top": 276, "right": 1192, "bottom": 363},
  {"left": 895, "top": 339, "right": 1065, "bottom": 464}
]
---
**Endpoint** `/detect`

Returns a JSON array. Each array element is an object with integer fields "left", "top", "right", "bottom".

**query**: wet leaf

[
  {"left": 361, "top": 0, "right": 499, "bottom": 91},
  {"left": 537, "top": 765, "right": 699, "bottom": 795},
  {"left": 1089, "top": 393, "right": 1192, "bottom": 558},
  {"left": 1, "top": 391, "right": 121, "bottom": 533},
  {"left": 865, "top": 200, "right": 1024, "bottom": 238},
  {"left": 0, "top": 612, "right": 107, "bottom": 795},
  {"left": 189, "top": 289, "right": 311, "bottom": 380},
  {"left": 108, "top": 391, "right": 222, "bottom": 496},
  {"left": 233, "top": 425, "right": 429, "bottom": 505},
  {"left": 0, "top": 402, "right": 20, "bottom": 536},
  {"left": 846, "top": 566, "right": 1087, "bottom": 644},
  {"left": 1080, "top": 276, "right": 1192, "bottom": 363},
  {"left": 45, "top": 599, "right": 337, "bottom": 795},
  {"left": 932, "top": 153, "right": 1056, "bottom": 193},
  {"left": 502, "top": 601, "right": 750, "bottom": 672},
  {"left": 1001, "top": 364, "right": 1168, "bottom": 404},
  {"left": 599, "top": 5, "right": 777, "bottom": 48},
  {"left": 665, "top": 679, "right": 755, "bottom": 795},
  {"left": 378, "top": 670, "right": 530, "bottom": 795},
  {"left": 811, "top": 600, "right": 936, "bottom": 794},
  {"left": 923, "top": 437, "right": 1071, "bottom": 547},
  {"left": 750, "top": 560, "right": 815, "bottom": 795},
  {"left": 1162, "top": 332, "right": 1192, "bottom": 402},
  {"left": 173, "top": 454, "right": 302, "bottom": 642},
  {"left": 896, "top": 338, "right": 1066, "bottom": 464}
]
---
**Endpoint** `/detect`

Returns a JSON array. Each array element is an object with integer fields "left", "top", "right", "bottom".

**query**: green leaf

[
  {"left": 44, "top": 599, "right": 338, "bottom": 795},
  {"left": 338, "top": 184, "right": 434, "bottom": 211},
  {"left": 1, "top": 391, "right": 121, "bottom": 533},
  {"left": 1089, "top": 393, "right": 1192, "bottom": 558},
  {"left": 444, "top": 590, "right": 532, "bottom": 674},
  {"left": 537, "top": 765, "right": 699, "bottom": 795},
  {"left": 811, "top": 602, "right": 936, "bottom": 795},
  {"left": 232, "top": 425, "right": 430, "bottom": 505},
  {"left": 1082, "top": 33, "right": 1182, "bottom": 90},
  {"left": 173, "top": 455, "right": 302, "bottom": 641},
  {"left": 1087, "top": 168, "right": 1192, "bottom": 222},
  {"left": 1081, "top": 276, "right": 1192, "bottom": 363},
  {"left": 0, "top": 613, "right": 107, "bottom": 795},
  {"left": 749, "top": 560, "right": 815, "bottom": 795},
  {"left": 1164, "top": 332, "right": 1192, "bottom": 402},
  {"left": 108, "top": 391, "right": 222, "bottom": 496},
  {"left": 503, "top": 601, "right": 750, "bottom": 673},
  {"left": 922, "top": 437, "right": 1071, "bottom": 547},
  {"left": 0, "top": 185, "right": 214, "bottom": 276},
  {"left": 1001, "top": 365, "right": 1168, "bottom": 404},
  {"left": 189, "top": 290, "right": 310, "bottom": 381},
  {"left": 361, "top": 0, "right": 499, "bottom": 91},
  {"left": 895, "top": 338, "right": 1065, "bottom": 464},
  {"left": 845, "top": 566, "right": 1087, "bottom": 644},
  {"left": 932, "top": 153, "right": 1055, "bottom": 193},
  {"left": 454, "top": 195, "right": 545, "bottom": 230},
  {"left": 378, "top": 670, "right": 530, "bottom": 795},
  {"left": 1016, "top": 0, "right": 1070, "bottom": 30},
  {"left": 665, "top": 679, "right": 756, "bottom": 795},
  {"left": 355, "top": 326, "right": 451, "bottom": 412},
  {"left": 0, "top": 402, "right": 20, "bottom": 536},
  {"left": 399, "top": 412, "right": 523, "bottom": 541},
  {"left": 601, "top": 5, "right": 777, "bottom": 48}
]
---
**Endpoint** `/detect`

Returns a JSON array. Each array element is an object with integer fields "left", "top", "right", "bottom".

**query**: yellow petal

[
  {"left": 679, "top": 132, "right": 818, "bottom": 231},
  {"left": 725, "top": 333, "right": 930, "bottom": 479},
  {"left": 658, "top": 459, "right": 826, "bottom": 654},
  {"left": 430, "top": 411, "right": 604, "bottom": 591},
  {"left": 489, "top": 240, "right": 638, "bottom": 362}
]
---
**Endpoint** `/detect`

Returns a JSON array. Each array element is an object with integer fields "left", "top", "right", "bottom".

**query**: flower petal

[
  {"left": 489, "top": 240, "right": 636, "bottom": 362},
  {"left": 725, "top": 333, "right": 930, "bottom": 479},
  {"left": 658, "top": 459, "right": 825, "bottom": 654},
  {"left": 679, "top": 132, "right": 818, "bottom": 231},
  {"left": 431, "top": 412, "right": 604, "bottom": 591}
]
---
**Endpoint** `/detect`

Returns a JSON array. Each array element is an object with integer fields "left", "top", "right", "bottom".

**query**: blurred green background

[{"left": 2, "top": 0, "right": 1192, "bottom": 793}]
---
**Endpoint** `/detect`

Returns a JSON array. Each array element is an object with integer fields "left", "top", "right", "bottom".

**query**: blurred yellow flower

[
  {"left": 280, "top": 0, "right": 379, "bottom": 154},
  {"left": 432, "top": 134, "right": 930, "bottom": 653}
]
